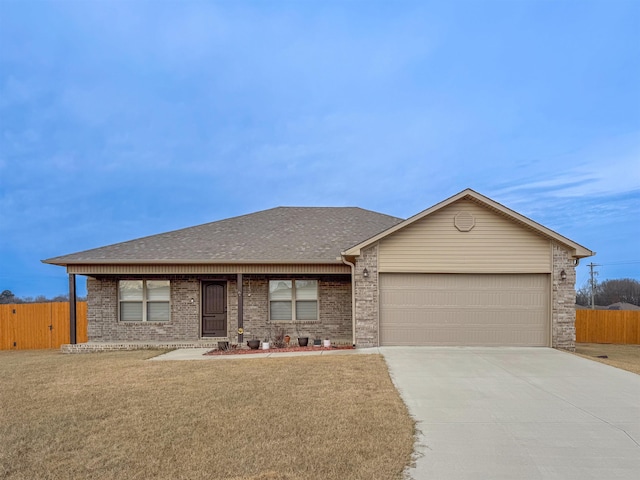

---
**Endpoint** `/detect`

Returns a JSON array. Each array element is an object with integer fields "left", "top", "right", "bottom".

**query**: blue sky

[{"left": 1, "top": 0, "right": 638, "bottom": 298}]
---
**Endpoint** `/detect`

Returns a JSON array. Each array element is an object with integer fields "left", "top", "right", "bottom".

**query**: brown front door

[{"left": 202, "top": 282, "right": 227, "bottom": 337}]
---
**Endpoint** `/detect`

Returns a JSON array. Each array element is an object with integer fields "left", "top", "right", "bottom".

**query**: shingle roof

[{"left": 43, "top": 207, "right": 404, "bottom": 265}]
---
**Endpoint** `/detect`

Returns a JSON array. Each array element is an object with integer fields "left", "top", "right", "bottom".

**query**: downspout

[{"left": 341, "top": 256, "right": 357, "bottom": 347}]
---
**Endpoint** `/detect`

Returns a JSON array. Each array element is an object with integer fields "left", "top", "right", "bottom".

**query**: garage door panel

[
  {"left": 380, "top": 273, "right": 549, "bottom": 346},
  {"left": 382, "top": 290, "right": 547, "bottom": 308},
  {"left": 384, "top": 307, "right": 545, "bottom": 325},
  {"left": 382, "top": 325, "right": 548, "bottom": 346}
]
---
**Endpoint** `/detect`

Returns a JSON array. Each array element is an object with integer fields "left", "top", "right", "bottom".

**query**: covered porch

[{"left": 65, "top": 264, "right": 354, "bottom": 348}]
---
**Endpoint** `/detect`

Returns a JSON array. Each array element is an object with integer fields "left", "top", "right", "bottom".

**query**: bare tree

[
  {"left": 0, "top": 291, "right": 84, "bottom": 304},
  {"left": 576, "top": 278, "right": 640, "bottom": 307},
  {"left": 597, "top": 278, "right": 640, "bottom": 306}
]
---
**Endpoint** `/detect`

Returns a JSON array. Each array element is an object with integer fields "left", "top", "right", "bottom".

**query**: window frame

[
  {"left": 118, "top": 279, "right": 171, "bottom": 323},
  {"left": 268, "top": 279, "right": 319, "bottom": 322}
]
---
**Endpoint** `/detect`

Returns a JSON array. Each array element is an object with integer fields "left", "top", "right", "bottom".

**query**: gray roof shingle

[{"left": 43, "top": 207, "right": 404, "bottom": 265}]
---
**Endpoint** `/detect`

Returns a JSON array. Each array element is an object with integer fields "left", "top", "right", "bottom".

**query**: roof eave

[{"left": 42, "top": 258, "right": 344, "bottom": 267}]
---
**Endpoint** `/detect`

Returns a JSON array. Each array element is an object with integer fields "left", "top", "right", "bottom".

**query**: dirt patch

[
  {"left": 206, "top": 345, "right": 354, "bottom": 355},
  {"left": 574, "top": 343, "right": 640, "bottom": 375}
]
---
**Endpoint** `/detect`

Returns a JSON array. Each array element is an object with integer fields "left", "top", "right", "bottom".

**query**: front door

[{"left": 202, "top": 282, "right": 227, "bottom": 337}]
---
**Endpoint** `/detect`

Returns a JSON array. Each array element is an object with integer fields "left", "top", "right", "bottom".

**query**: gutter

[{"left": 341, "top": 256, "right": 357, "bottom": 347}]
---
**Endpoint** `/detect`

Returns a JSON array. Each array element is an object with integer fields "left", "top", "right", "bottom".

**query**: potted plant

[
  {"left": 284, "top": 334, "right": 291, "bottom": 346},
  {"left": 246, "top": 336, "right": 260, "bottom": 350},
  {"left": 262, "top": 326, "right": 271, "bottom": 350},
  {"left": 323, "top": 337, "right": 331, "bottom": 348},
  {"left": 313, "top": 337, "right": 322, "bottom": 347},
  {"left": 295, "top": 322, "right": 309, "bottom": 347}
]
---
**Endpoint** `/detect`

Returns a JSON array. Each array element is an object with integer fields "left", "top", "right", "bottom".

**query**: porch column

[
  {"left": 237, "top": 273, "right": 243, "bottom": 343},
  {"left": 69, "top": 273, "right": 77, "bottom": 344}
]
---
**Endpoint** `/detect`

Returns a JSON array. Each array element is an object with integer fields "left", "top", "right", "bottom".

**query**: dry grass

[
  {"left": 0, "top": 350, "right": 415, "bottom": 480},
  {"left": 574, "top": 343, "right": 640, "bottom": 375}
]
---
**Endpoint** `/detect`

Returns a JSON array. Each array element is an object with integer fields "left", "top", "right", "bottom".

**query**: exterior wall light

[
  {"left": 362, "top": 268, "right": 369, "bottom": 278},
  {"left": 560, "top": 269, "right": 567, "bottom": 281}
]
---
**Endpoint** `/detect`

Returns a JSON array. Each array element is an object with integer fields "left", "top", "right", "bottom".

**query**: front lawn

[
  {"left": 574, "top": 343, "right": 640, "bottom": 375},
  {"left": 0, "top": 350, "right": 415, "bottom": 480}
]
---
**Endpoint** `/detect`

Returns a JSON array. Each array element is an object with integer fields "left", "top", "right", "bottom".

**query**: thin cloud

[{"left": 494, "top": 132, "right": 640, "bottom": 200}]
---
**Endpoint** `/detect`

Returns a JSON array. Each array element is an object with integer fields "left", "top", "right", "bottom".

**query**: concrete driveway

[{"left": 380, "top": 347, "right": 640, "bottom": 480}]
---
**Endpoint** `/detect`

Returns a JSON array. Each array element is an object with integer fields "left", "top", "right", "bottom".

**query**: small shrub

[{"left": 272, "top": 327, "right": 286, "bottom": 348}]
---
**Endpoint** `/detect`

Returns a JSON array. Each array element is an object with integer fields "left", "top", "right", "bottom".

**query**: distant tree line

[
  {"left": 576, "top": 278, "right": 640, "bottom": 307},
  {"left": 0, "top": 290, "right": 86, "bottom": 304}
]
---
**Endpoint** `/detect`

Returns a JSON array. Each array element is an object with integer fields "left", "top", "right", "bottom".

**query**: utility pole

[{"left": 588, "top": 263, "right": 599, "bottom": 309}]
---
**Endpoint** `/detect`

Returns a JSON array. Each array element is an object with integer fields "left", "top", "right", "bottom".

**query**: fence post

[{"left": 69, "top": 274, "right": 77, "bottom": 344}]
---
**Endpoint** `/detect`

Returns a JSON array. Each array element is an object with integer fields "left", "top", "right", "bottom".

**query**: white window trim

[
  {"left": 118, "top": 280, "right": 171, "bottom": 322},
  {"left": 269, "top": 279, "right": 319, "bottom": 322}
]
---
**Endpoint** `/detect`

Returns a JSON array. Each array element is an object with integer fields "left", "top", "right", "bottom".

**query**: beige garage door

[{"left": 379, "top": 273, "right": 549, "bottom": 346}]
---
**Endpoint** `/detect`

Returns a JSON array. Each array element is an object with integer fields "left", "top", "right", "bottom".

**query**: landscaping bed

[{"left": 206, "top": 345, "right": 354, "bottom": 356}]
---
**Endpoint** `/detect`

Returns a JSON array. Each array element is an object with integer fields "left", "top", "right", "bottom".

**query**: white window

[
  {"left": 269, "top": 280, "right": 318, "bottom": 321},
  {"left": 119, "top": 280, "right": 170, "bottom": 322}
]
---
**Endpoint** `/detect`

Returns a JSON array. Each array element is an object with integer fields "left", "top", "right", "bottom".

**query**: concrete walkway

[
  {"left": 380, "top": 347, "right": 640, "bottom": 480},
  {"left": 150, "top": 346, "right": 381, "bottom": 360}
]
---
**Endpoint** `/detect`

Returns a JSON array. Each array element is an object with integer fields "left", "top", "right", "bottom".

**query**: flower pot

[
  {"left": 247, "top": 339, "right": 260, "bottom": 350},
  {"left": 284, "top": 335, "right": 291, "bottom": 345},
  {"left": 313, "top": 338, "right": 322, "bottom": 347},
  {"left": 323, "top": 339, "right": 331, "bottom": 348},
  {"left": 298, "top": 337, "right": 309, "bottom": 347},
  {"left": 262, "top": 341, "right": 270, "bottom": 350}
]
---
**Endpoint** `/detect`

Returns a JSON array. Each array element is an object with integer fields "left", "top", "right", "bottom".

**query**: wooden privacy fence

[
  {"left": 0, "top": 302, "right": 87, "bottom": 350},
  {"left": 4, "top": 302, "right": 637, "bottom": 348},
  {"left": 575, "top": 310, "right": 640, "bottom": 345}
]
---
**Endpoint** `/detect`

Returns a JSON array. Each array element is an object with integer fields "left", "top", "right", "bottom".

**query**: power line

[{"left": 595, "top": 261, "right": 640, "bottom": 266}]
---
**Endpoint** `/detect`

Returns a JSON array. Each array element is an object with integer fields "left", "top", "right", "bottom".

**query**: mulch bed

[{"left": 205, "top": 345, "right": 354, "bottom": 356}]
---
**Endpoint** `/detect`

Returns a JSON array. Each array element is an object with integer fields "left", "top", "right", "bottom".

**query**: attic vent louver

[{"left": 454, "top": 211, "right": 475, "bottom": 232}]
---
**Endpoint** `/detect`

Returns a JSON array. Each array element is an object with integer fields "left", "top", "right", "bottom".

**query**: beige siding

[
  {"left": 379, "top": 199, "right": 551, "bottom": 273},
  {"left": 380, "top": 273, "right": 550, "bottom": 346},
  {"left": 67, "top": 263, "right": 350, "bottom": 275}
]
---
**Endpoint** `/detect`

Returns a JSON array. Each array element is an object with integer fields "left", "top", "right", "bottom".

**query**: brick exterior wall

[
  {"left": 239, "top": 275, "right": 352, "bottom": 344},
  {"left": 354, "top": 245, "right": 379, "bottom": 347},
  {"left": 87, "top": 276, "right": 200, "bottom": 342},
  {"left": 551, "top": 244, "right": 577, "bottom": 351},
  {"left": 86, "top": 274, "right": 352, "bottom": 344}
]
